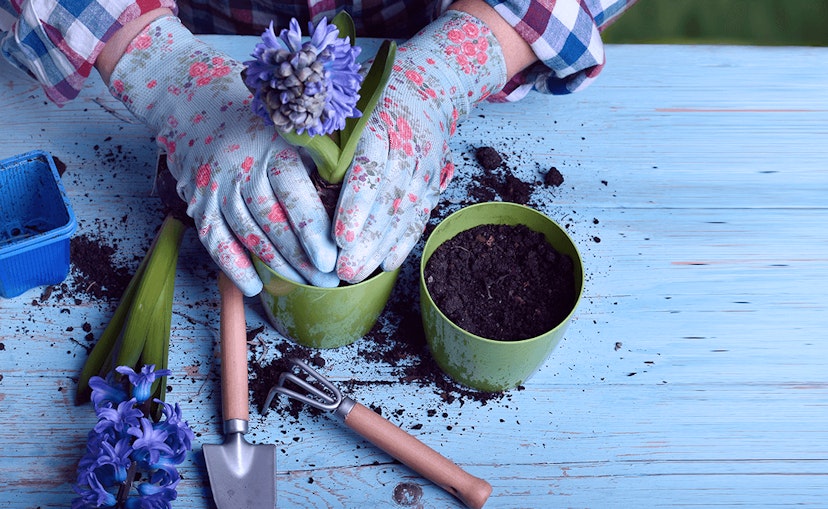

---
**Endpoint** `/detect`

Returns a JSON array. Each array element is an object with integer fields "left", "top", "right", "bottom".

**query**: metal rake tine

[
  {"left": 281, "top": 372, "right": 340, "bottom": 409},
  {"left": 261, "top": 359, "right": 342, "bottom": 415}
]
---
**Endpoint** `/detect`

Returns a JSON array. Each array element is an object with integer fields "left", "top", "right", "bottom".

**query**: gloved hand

[
  {"left": 108, "top": 15, "right": 339, "bottom": 296},
  {"left": 333, "top": 10, "right": 507, "bottom": 283}
]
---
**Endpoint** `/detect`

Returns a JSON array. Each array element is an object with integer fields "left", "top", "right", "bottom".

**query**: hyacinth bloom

[
  {"left": 243, "top": 13, "right": 396, "bottom": 184},
  {"left": 116, "top": 365, "right": 172, "bottom": 403},
  {"left": 244, "top": 17, "right": 363, "bottom": 137},
  {"left": 72, "top": 365, "right": 193, "bottom": 509}
]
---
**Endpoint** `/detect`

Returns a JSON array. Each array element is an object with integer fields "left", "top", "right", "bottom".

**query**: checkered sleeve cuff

[
  {"left": 484, "top": 0, "right": 637, "bottom": 99},
  {"left": 1, "top": 0, "right": 177, "bottom": 105}
]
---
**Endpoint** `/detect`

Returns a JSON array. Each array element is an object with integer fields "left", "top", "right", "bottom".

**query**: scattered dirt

[
  {"left": 249, "top": 341, "right": 327, "bottom": 418},
  {"left": 469, "top": 169, "right": 533, "bottom": 204},
  {"left": 52, "top": 155, "right": 67, "bottom": 177},
  {"left": 155, "top": 156, "right": 193, "bottom": 225},
  {"left": 54, "top": 137, "right": 597, "bottom": 422},
  {"left": 468, "top": 146, "right": 534, "bottom": 205},
  {"left": 29, "top": 233, "right": 136, "bottom": 308},
  {"left": 34, "top": 156, "right": 188, "bottom": 309},
  {"left": 67, "top": 235, "right": 134, "bottom": 301},
  {"left": 248, "top": 288, "right": 511, "bottom": 415},
  {"left": 310, "top": 169, "right": 343, "bottom": 221}
]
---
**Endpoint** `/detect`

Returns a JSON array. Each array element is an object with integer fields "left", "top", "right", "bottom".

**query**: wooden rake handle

[
  {"left": 343, "top": 401, "right": 492, "bottom": 509},
  {"left": 218, "top": 273, "right": 249, "bottom": 423}
]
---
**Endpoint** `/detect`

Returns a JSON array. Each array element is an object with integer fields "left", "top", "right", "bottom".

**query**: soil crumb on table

[
  {"left": 544, "top": 166, "right": 564, "bottom": 187},
  {"left": 474, "top": 146, "right": 504, "bottom": 170}
]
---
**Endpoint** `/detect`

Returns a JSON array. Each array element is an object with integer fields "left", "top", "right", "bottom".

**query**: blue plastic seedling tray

[{"left": 0, "top": 151, "right": 77, "bottom": 298}]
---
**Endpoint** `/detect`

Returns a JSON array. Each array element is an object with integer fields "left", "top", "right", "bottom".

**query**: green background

[{"left": 602, "top": 0, "right": 828, "bottom": 46}]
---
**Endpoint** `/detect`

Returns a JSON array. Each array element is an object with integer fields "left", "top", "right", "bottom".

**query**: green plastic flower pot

[
  {"left": 419, "top": 202, "right": 584, "bottom": 392},
  {"left": 253, "top": 257, "right": 399, "bottom": 348}
]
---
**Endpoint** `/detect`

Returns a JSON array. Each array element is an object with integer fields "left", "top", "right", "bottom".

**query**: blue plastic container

[{"left": 0, "top": 151, "right": 77, "bottom": 298}]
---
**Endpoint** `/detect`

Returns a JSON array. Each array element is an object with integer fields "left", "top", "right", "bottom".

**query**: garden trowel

[{"left": 203, "top": 273, "right": 276, "bottom": 508}]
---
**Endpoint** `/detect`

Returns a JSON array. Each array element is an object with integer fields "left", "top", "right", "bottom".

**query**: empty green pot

[
  {"left": 419, "top": 202, "right": 584, "bottom": 392},
  {"left": 253, "top": 257, "right": 399, "bottom": 349}
]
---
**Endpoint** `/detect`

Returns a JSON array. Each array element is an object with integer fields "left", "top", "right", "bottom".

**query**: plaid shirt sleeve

[
  {"left": 0, "top": 0, "right": 176, "bottom": 105},
  {"left": 484, "top": 0, "right": 637, "bottom": 101}
]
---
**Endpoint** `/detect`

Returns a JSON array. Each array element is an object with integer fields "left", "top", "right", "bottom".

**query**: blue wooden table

[{"left": 1, "top": 39, "right": 827, "bottom": 508}]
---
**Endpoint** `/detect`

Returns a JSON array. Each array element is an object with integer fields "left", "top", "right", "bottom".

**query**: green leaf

[
  {"left": 331, "top": 11, "right": 357, "bottom": 152},
  {"left": 115, "top": 216, "right": 185, "bottom": 369},
  {"left": 140, "top": 229, "right": 180, "bottom": 408},
  {"left": 76, "top": 252, "right": 148, "bottom": 403},
  {"left": 334, "top": 40, "right": 397, "bottom": 183},
  {"left": 142, "top": 270, "right": 175, "bottom": 418},
  {"left": 331, "top": 11, "right": 356, "bottom": 45}
]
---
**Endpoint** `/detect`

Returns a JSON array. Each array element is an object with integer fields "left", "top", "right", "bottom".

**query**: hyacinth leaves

[
  {"left": 244, "top": 12, "right": 397, "bottom": 184},
  {"left": 76, "top": 214, "right": 186, "bottom": 410}
]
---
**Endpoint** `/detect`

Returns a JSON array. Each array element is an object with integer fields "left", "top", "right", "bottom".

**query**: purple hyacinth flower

[
  {"left": 71, "top": 471, "right": 117, "bottom": 508},
  {"left": 243, "top": 17, "right": 363, "bottom": 136},
  {"left": 157, "top": 400, "right": 195, "bottom": 454},
  {"left": 129, "top": 418, "right": 174, "bottom": 466},
  {"left": 132, "top": 477, "right": 180, "bottom": 509},
  {"left": 95, "top": 438, "right": 134, "bottom": 484},
  {"left": 89, "top": 373, "right": 128, "bottom": 410},
  {"left": 116, "top": 364, "right": 171, "bottom": 403},
  {"left": 74, "top": 365, "right": 193, "bottom": 508},
  {"left": 94, "top": 398, "right": 143, "bottom": 435}
]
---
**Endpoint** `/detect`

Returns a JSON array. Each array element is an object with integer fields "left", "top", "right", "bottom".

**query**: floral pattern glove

[
  {"left": 109, "top": 16, "right": 339, "bottom": 296},
  {"left": 334, "top": 11, "right": 507, "bottom": 283}
]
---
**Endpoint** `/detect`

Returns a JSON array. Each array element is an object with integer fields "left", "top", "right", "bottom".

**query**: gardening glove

[
  {"left": 334, "top": 10, "right": 507, "bottom": 283},
  {"left": 108, "top": 15, "right": 339, "bottom": 296}
]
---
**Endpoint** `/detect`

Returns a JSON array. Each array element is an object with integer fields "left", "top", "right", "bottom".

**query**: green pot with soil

[
  {"left": 254, "top": 257, "right": 399, "bottom": 348},
  {"left": 420, "top": 202, "right": 584, "bottom": 392}
]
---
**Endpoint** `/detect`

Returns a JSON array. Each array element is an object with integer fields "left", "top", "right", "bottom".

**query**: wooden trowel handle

[
  {"left": 344, "top": 402, "right": 492, "bottom": 509},
  {"left": 218, "top": 273, "right": 249, "bottom": 423}
]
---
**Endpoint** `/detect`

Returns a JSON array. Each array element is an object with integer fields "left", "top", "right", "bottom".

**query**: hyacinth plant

[
  {"left": 242, "top": 12, "right": 396, "bottom": 189},
  {"left": 72, "top": 364, "right": 194, "bottom": 508},
  {"left": 76, "top": 212, "right": 186, "bottom": 415}
]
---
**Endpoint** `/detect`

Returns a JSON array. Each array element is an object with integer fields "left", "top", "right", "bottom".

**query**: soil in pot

[{"left": 424, "top": 223, "right": 577, "bottom": 341}]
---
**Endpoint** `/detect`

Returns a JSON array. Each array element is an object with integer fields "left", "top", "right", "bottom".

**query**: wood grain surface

[{"left": 1, "top": 40, "right": 826, "bottom": 508}]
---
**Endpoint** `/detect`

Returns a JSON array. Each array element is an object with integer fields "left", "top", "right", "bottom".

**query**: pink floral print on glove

[
  {"left": 333, "top": 10, "right": 507, "bottom": 283},
  {"left": 109, "top": 16, "right": 339, "bottom": 296}
]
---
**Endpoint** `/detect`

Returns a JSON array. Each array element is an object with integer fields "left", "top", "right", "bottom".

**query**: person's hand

[
  {"left": 333, "top": 10, "right": 507, "bottom": 283},
  {"left": 108, "top": 16, "right": 339, "bottom": 296}
]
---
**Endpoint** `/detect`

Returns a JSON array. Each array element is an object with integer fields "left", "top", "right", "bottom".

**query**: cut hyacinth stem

[{"left": 76, "top": 214, "right": 185, "bottom": 404}]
